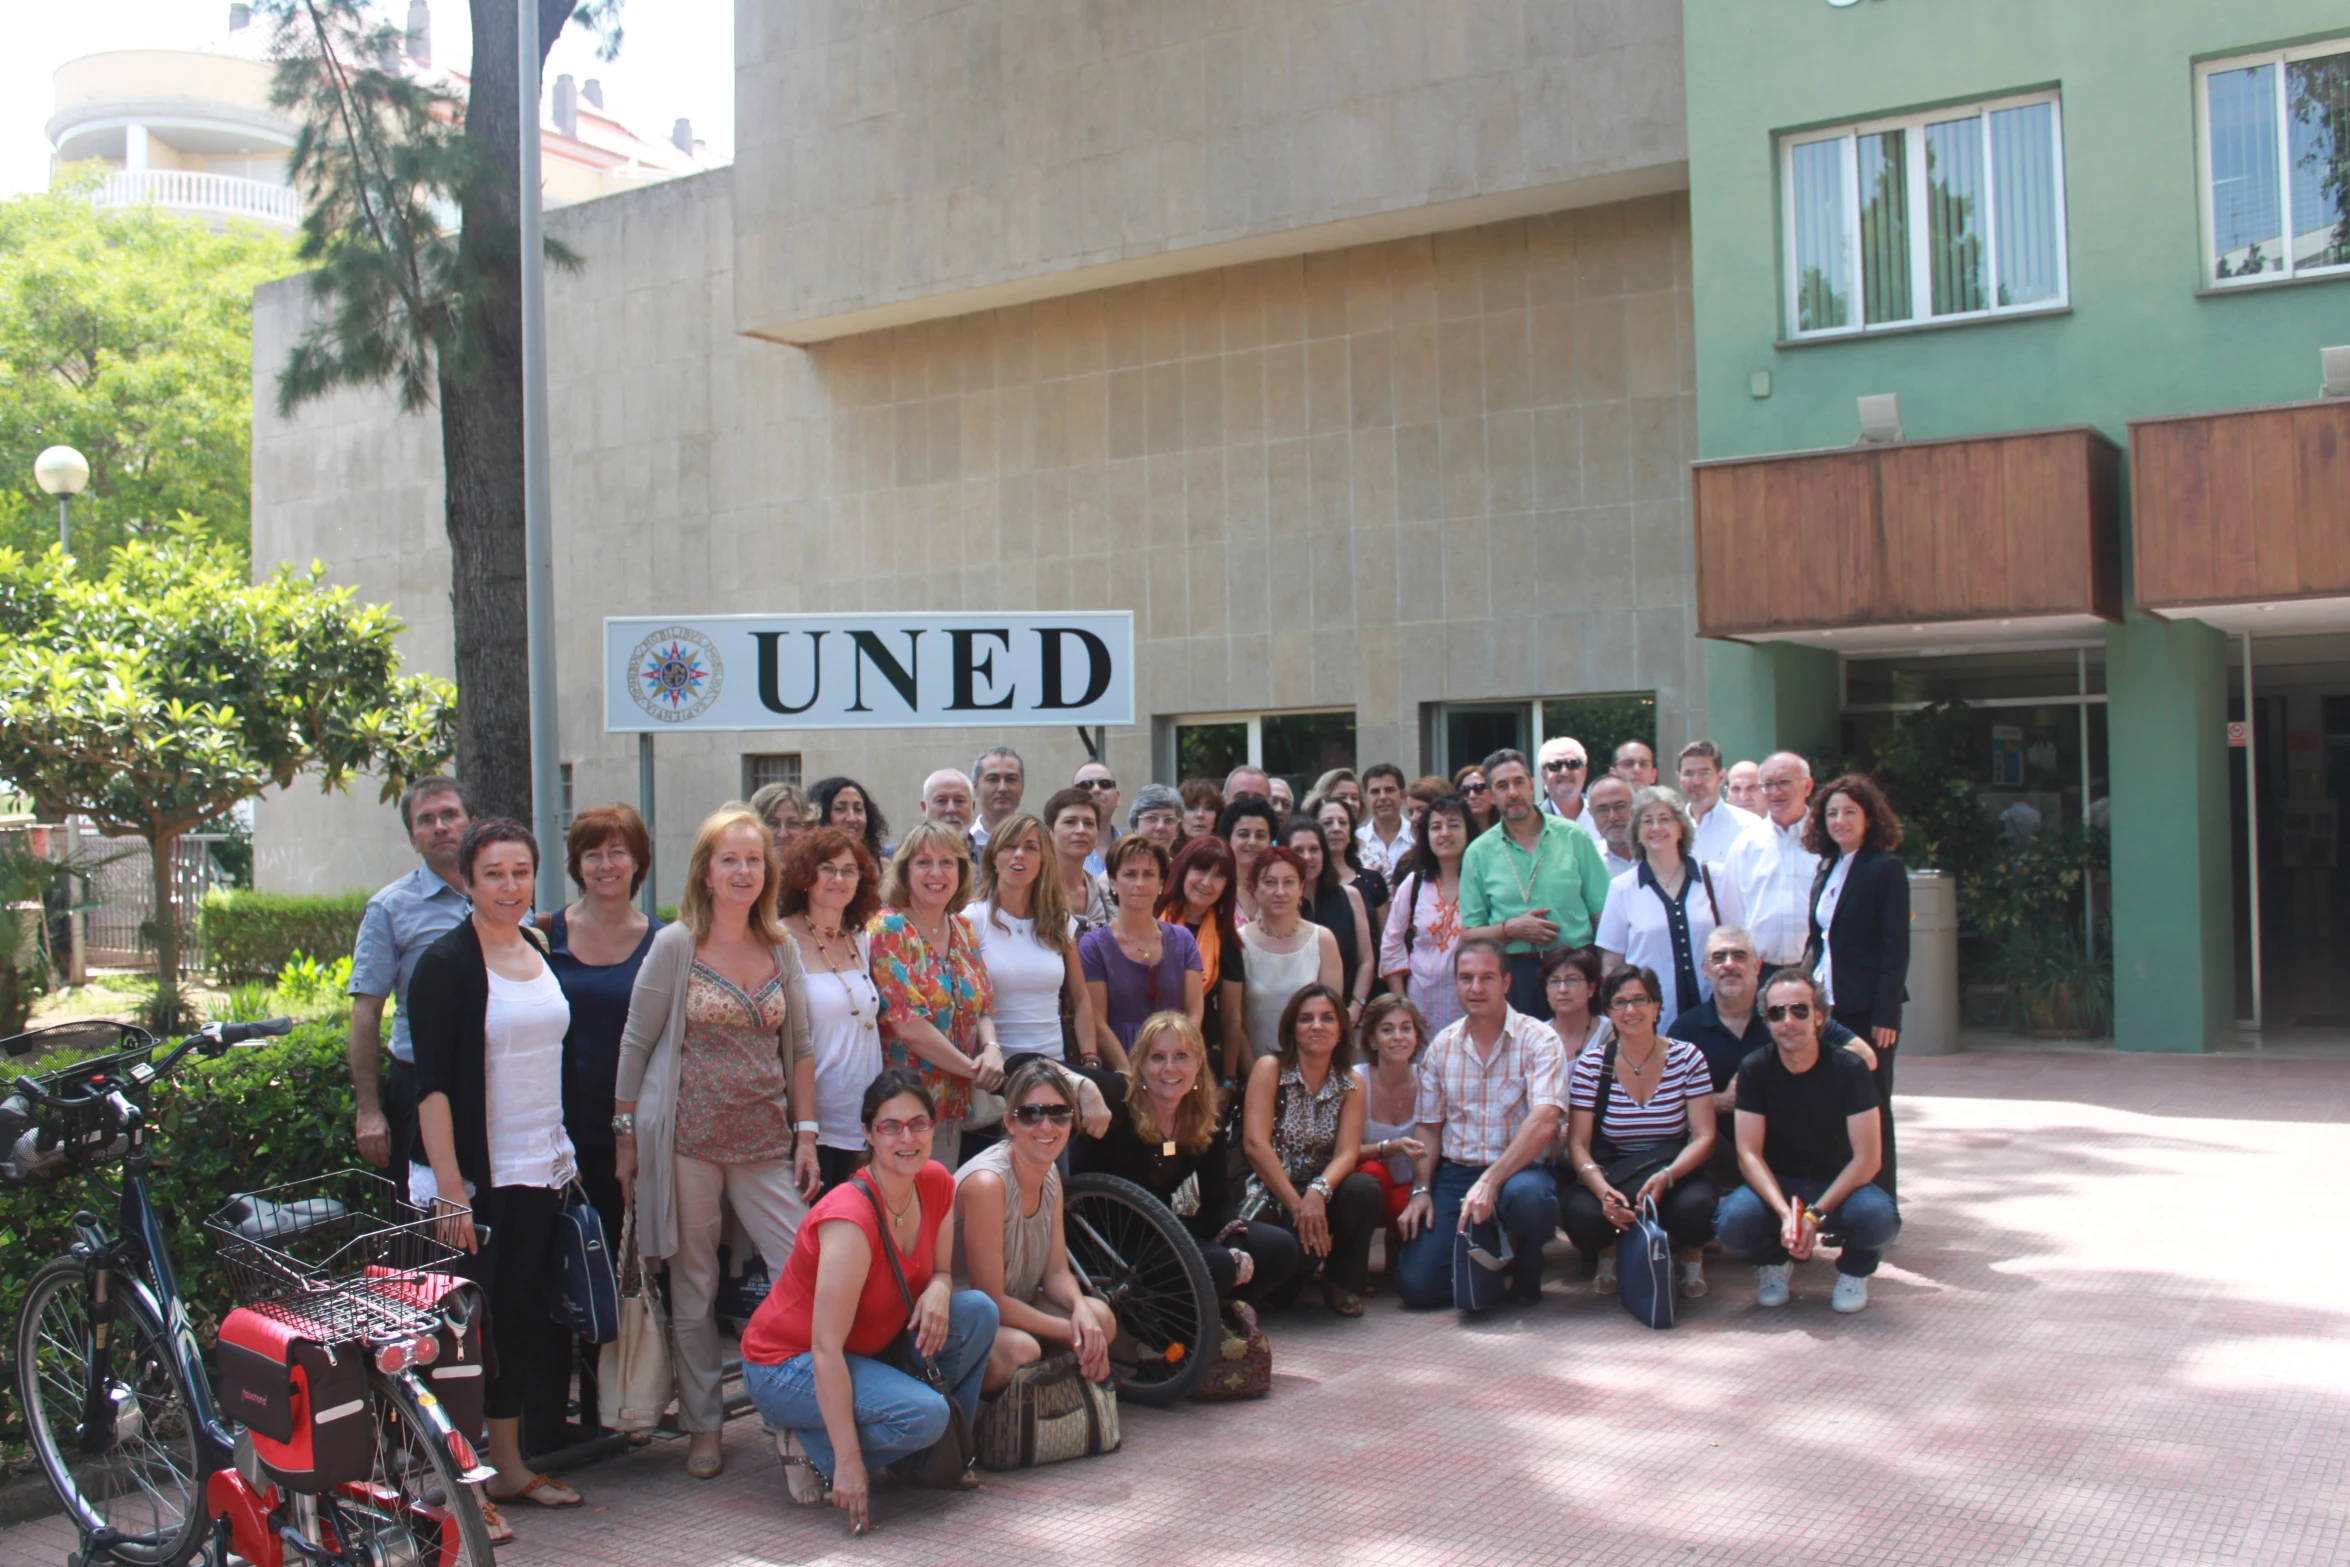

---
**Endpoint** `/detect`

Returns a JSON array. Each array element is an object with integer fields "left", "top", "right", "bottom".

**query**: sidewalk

[{"left": 4, "top": 1046, "right": 2345, "bottom": 1565}]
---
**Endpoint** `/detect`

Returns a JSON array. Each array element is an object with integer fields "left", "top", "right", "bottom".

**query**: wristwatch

[
  {"left": 609, "top": 1112, "right": 635, "bottom": 1137},
  {"left": 1410, "top": 1184, "right": 1431, "bottom": 1197},
  {"left": 1308, "top": 1177, "right": 1334, "bottom": 1201},
  {"left": 794, "top": 1120, "right": 820, "bottom": 1136}
]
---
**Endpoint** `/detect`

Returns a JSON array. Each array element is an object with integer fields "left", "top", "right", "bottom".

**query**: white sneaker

[
  {"left": 1677, "top": 1256, "right": 1707, "bottom": 1298},
  {"left": 1754, "top": 1263, "right": 1792, "bottom": 1307},
  {"left": 1593, "top": 1254, "right": 1617, "bottom": 1293},
  {"left": 1831, "top": 1273, "right": 1869, "bottom": 1314}
]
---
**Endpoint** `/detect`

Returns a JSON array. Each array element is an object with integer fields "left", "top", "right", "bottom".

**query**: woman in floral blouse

[
  {"left": 1239, "top": 984, "right": 1377, "bottom": 1317},
  {"left": 868, "top": 819, "right": 1001, "bottom": 1171}
]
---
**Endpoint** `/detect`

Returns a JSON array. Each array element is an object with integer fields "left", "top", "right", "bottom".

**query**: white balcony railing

[{"left": 94, "top": 169, "right": 301, "bottom": 228}]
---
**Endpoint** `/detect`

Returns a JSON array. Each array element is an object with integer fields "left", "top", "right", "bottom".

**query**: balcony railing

[{"left": 93, "top": 169, "right": 300, "bottom": 229}]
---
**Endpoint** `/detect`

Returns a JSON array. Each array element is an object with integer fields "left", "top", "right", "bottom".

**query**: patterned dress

[
  {"left": 867, "top": 907, "right": 995, "bottom": 1122},
  {"left": 674, "top": 960, "right": 795, "bottom": 1164}
]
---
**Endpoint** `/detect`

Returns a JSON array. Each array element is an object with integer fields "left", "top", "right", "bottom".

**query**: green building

[{"left": 1682, "top": 0, "right": 2350, "bottom": 1050}]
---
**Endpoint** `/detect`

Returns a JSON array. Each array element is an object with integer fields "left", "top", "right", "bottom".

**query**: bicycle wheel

[
  {"left": 1062, "top": 1173, "right": 1217, "bottom": 1407},
  {"left": 14, "top": 1258, "right": 207, "bottom": 1567},
  {"left": 333, "top": 1372, "right": 495, "bottom": 1567}
]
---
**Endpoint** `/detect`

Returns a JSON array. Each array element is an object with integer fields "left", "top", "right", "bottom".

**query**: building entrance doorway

[{"left": 2229, "top": 635, "right": 2350, "bottom": 1031}]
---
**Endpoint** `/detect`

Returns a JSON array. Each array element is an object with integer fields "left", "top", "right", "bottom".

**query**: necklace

[
  {"left": 1115, "top": 919, "right": 1164, "bottom": 965},
  {"left": 801, "top": 918, "right": 872, "bottom": 1029},
  {"left": 1619, "top": 1038, "right": 1662, "bottom": 1078},
  {"left": 1504, "top": 820, "right": 1546, "bottom": 908}
]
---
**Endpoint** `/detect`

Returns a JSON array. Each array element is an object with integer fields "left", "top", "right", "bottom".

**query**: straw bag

[
  {"left": 596, "top": 1210, "right": 674, "bottom": 1431},
  {"left": 974, "top": 1353, "right": 1120, "bottom": 1469}
]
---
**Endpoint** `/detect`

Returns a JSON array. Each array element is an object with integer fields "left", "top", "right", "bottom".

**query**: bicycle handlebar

[{"left": 7, "top": 1019, "right": 297, "bottom": 1110}]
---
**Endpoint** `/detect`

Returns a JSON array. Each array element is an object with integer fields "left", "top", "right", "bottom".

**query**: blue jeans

[
  {"left": 1714, "top": 1180, "right": 1902, "bottom": 1277},
  {"left": 741, "top": 1290, "right": 998, "bottom": 1478},
  {"left": 1396, "top": 1159, "right": 1558, "bottom": 1308}
]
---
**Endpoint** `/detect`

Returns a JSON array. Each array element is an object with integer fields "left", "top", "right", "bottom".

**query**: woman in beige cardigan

[{"left": 615, "top": 806, "right": 820, "bottom": 1480}]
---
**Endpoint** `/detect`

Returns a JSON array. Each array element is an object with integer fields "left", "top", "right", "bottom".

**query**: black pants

[
  {"left": 1505, "top": 954, "right": 1547, "bottom": 1018},
  {"left": 382, "top": 1057, "right": 419, "bottom": 1175},
  {"left": 1560, "top": 1176, "right": 1718, "bottom": 1262},
  {"left": 1834, "top": 1006, "right": 1897, "bottom": 1199},
  {"left": 475, "top": 1184, "right": 572, "bottom": 1428},
  {"left": 1261, "top": 1172, "right": 1383, "bottom": 1297},
  {"left": 816, "top": 1145, "right": 866, "bottom": 1195},
  {"left": 1195, "top": 1219, "right": 1301, "bottom": 1305}
]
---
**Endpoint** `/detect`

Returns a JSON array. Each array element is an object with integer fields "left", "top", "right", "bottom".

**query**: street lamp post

[
  {"left": 33, "top": 446, "right": 89, "bottom": 554},
  {"left": 517, "top": 0, "right": 564, "bottom": 912}
]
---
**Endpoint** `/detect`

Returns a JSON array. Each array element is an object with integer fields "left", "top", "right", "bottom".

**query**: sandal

[
  {"left": 477, "top": 1497, "right": 516, "bottom": 1547},
  {"left": 1321, "top": 1281, "right": 1365, "bottom": 1318},
  {"left": 776, "top": 1431, "right": 830, "bottom": 1506},
  {"left": 488, "top": 1473, "right": 583, "bottom": 1509}
]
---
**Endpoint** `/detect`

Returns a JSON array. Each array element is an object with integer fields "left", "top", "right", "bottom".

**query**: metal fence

[{"left": 74, "top": 829, "right": 232, "bottom": 978}]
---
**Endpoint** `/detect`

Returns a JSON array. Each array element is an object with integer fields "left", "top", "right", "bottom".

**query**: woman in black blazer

[{"left": 1805, "top": 775, "right": 1909, "bottom": 1198}]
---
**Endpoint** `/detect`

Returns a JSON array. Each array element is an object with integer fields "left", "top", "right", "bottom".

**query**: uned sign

[{"left": 604, "top": 613, "right": 1134, "bottom": 732}]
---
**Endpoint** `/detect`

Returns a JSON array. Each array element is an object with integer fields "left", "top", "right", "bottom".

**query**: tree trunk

[
  {"left": 148, "top": 830, "right": 181, "bottom": 1030},
  {"left": 439, "top": 0, "right": 576, "bottom": 825}
]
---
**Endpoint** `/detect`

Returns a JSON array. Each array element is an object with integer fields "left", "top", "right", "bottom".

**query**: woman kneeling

[
  {"left": 739, "top": 1069, "right": 998, "bottom": 1534},
  {"left": 954, "top": 1059, "right": 1118, "bottom": 1390}
]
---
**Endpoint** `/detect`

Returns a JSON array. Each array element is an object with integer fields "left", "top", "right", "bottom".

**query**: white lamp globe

[{"left": 33, "top": 446, "right": 90, "bottom": 498}]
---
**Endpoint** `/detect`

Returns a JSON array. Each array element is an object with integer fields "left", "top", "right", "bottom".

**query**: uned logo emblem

[{"left": 629, "top": 626, "right": 724, "bottom": 723}]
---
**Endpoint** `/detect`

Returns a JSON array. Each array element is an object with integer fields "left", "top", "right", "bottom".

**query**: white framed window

[
  {"left": 1782, "top": 92, "right": 2068, "bottom": 338},
  {"left": 2199, "top": 39, "right": 2350, "bottom": 286}
]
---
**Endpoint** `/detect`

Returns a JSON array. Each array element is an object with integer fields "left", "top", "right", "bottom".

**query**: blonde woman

[
  {"left": 1070, "top": 1012, "right": 1299, "bottom": 1301},
  {"left": 967, "top": 813, "right": 1095, "bottom": 1066},
  {"left": 869, "top": 819, "right": 1001, "bottom": 1172},
  {"left": 613, "top": 807, "right": 820, "bottom": 1481}
]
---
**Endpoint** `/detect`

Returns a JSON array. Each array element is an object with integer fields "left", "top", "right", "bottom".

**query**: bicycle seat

[{"left": 218, "top": 1192, "right": 350, "bottom": 1245}]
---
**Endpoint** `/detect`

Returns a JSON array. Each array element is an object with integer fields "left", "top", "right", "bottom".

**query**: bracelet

[
  {"left": 1577, "top": 1161, "right": 1600, "bottom": 1175},
  {"left": 1410, "top": 1185, "right": 1431, "bottom": 1197},
  {"left": 793, "top": 1120, "right": 820, "bottom": 1135},
  {"left": 1308, "top": 1177, "right": 1334, "bottom": 1201}
]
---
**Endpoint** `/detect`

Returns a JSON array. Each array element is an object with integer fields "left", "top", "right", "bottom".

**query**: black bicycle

[
  {"left": 1060, "top": 1173, "right": 1217, "bottom": 1406},
  {"left": 2, "top": 1017, "right": 496, "bottom": 1567}
]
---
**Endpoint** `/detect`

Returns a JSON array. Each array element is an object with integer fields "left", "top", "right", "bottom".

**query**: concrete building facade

[{"left": 253, "top": 0, "right": 1704, "bottom": 900}]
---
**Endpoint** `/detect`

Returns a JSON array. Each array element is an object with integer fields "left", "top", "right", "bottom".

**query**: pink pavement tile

[{"left": 5, "top": 1047, "right": 2350, "bottom": 1567}]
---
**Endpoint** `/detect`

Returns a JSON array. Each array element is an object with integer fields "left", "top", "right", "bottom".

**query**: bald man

[{"left": 1723, "top": 751, "right": 1820, "bottom": 967}]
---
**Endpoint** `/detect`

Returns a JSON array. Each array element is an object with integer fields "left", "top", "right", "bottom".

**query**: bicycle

[
  {"left": 2, "top": 1017, "right": 498, "bottom": 1567},
  {"left": 1060, "top": 1173, "right": 1217, "bottom": 1407}
]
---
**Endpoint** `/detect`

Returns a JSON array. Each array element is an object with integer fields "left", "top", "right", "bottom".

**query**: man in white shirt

[
  {"left": 1678, "top": 740, "right": 1761, "bottom": 865},
  {"left": 1725, "top": 759, "right": 1762, "bottom": 813},
  {"left": 1612, "top": 739, "right": 1658, "bottom": 790},
  {"left": 1355, "top": 763, "right": 1414, "bottom": 877},
  {"left": 1586, "top": 774, "right": 1640, "bottom": 879},
  {"left": 968, "top": 746, "right": 1024, "bottom": 849},
  {"left": 1724, "top": 751, "right": 1820, "bottom": 967},
  {"left": 1536, "top": 736, "right": 1605, "bottom": 845},
  {"left": 920, "top": 768, "right": 976, "bottom": 837}
]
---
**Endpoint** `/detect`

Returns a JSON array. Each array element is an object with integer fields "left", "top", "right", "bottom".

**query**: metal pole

[
  {"left": 519, "top": 0, "right": 564, "bottom": 912},
  {"left": 2078, "top": 648, "right": 2093, "bottom": 968},
  {"left": 637, "top": 732, "right": 657, "bottom": 917},
  {"left": 2242, "top": 631, "right": 2263, "bottom": 1033},
  {"left": 57, "top": 497, "right": 69, "bottom": 554}
]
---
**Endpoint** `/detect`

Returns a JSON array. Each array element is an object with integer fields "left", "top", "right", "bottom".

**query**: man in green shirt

[{"left": 1458, "top": 748, "right": 1615, "bottom": 1016}]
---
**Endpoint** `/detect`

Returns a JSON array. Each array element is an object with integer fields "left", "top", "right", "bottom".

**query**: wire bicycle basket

[{"left": 206, "top": 1171, "right": 465, "bottom": 1339}]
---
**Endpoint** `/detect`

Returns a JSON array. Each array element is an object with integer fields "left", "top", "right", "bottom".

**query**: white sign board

[{"left": 603, "top": 613, "right": 1134, "bottom": 733}]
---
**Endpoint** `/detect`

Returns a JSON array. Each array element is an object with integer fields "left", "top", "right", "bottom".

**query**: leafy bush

[
  {"left": 0, "top": 1021, "right": 356, "bottom": 1433},
  {"left": 209, "top": 952, "right": 355, "bottom": 1026},
  {"left": 202, "top": 888, "right": 370, "bottom": 984}
]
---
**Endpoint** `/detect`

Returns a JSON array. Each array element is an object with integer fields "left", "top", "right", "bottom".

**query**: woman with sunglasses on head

[
  {"left": 1080, "top": 836, "right": 1204, "bottom": 1073},
  {"left": 953, "top": 1058, "right": 1118, "bottom": 1393},
  {"left": 1071, "top": 1012, "right": 1300, "bottom": 1304},
  {"left": 1376, "top": 794, "right": 1471, "bottom": 1036},
  {"left": 1451, "top": 764, "right": 1497, "bottom": 836},
  {"left": 743, "top": 1069, "right": 998, "bottom": 1533},
  {"left": 1559, "top": 965, "right": 1718, "bottom": 1300},
  {"left": 1240, "top": 985, "right": 1381, "bottom": 1317},
  {"left": 777, "top": 826, "right": 887, "bottom": 1193},
  {"left": 1157, "top": 834, "right": 1249, "bottom": 1082}
]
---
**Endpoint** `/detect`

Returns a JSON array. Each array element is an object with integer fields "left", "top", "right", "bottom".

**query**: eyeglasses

[
  {"left": 1077, "top": 777, "right": 1118, "bottom": 791},
  {"left": 1461, "top": 781, "right": 1490, "bottom": 795},
  {"left": 1707, "top": 948, "right": 1752, "bottom": 965},
  {"left": 1541, "top": 759, "right": 1586, "bottom": 774},
  {"left": 1009, "top": 1103, "right": 1075, "bottom": 1126},
  {"left": 870, "top": 1116, "right": 936, "bottom": 1138},
  {"left": 1608, "top": 994, "right": 1658, "bottom": 1012},
  {"left": 814, "top": 862, "right": 860, "bottom": 880},
  {"left": 1764, "top": 1003, "right": 1814, "bottom": 1022}
]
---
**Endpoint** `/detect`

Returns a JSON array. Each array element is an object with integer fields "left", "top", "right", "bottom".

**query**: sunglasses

[
  {"left": 1541, "top": 759, "right": 1586, "bottom": 773},
  {"left": 1764, "top": 1003, "right": 1814, "bottom": 1022},
  {"left": 1077, "top": 777, "right": 1118, "bottom": 791},
  {"left": 870, "top": 1116, "right": 936, "bottom": 1138},
  {"left": 1461, "top": 781, "right": 1490, "bottom": 794},
  {"left": 1010, "top": 1103, "right": 1075, "bottom": 1126}
]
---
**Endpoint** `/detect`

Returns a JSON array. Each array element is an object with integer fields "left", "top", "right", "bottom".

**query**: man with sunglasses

[
  {"left": 1714, "top": 969, "right": 1901, "bottom": 1313},
  {"left": 1073, "top": 760, "right": 1121, "bottom": 876},
  {"left": 1535, "top": 736, "right": 1605, "bottom": 844}
]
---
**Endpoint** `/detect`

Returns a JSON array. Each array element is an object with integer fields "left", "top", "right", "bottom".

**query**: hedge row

[
  {"left": 202, "top": 889, "right": 371, "bottom": 984},
  {"left": 0, "top": 1022, "right": 356, "bottom": 1434}
]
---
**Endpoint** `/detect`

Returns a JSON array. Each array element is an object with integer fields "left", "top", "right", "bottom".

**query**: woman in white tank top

[{"left": 1236, "top": 849, "right": 1341, "bottom": 1062}]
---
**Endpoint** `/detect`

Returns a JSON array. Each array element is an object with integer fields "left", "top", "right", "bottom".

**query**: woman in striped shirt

[{"left": 1559, "top": 964, "right": 1720, "bottom": 1299}]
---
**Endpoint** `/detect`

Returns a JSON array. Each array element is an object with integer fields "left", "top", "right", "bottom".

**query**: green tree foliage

[
  {"left": 0, "top": 530, "right": 453, "bottom": 1025},
  {"left": 0, "top": 189, "right": 295, "bottom": 562}
]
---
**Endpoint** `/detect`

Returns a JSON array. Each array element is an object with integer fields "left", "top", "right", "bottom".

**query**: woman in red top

[{"left": 739, "top": 1067, "right": 997, "bottom": 1534}]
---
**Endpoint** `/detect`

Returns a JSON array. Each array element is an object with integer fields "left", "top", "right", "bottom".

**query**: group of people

[{"left": 344, "top": 734, "right": 1910, "bottom": 1534}]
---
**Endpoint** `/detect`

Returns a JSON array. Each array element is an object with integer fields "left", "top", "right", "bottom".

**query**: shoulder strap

[
  {"left": 1592, "top": 1032, "right": 1619, "bottom": 1132},
  {"left": 856, "top": 1177, "right": 921, "bottom": 1319},
  {"left": 1700, "top": 862, "right": 1720, "bottom": 923}
]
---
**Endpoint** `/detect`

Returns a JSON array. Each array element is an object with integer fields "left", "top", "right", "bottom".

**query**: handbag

[
  {"left": 857, "top": 1179, "right": 977, "bottom": 1489},
  {"left": 1188, "top": 1300, "right": 1272, "bottom": 1402},
  {"left": 973, "top": 1353, "right": 1120, "bottom": 1470},
  {"left": 596, "top": 1210, "right": 675, "bottom": 1430},
  {"left": 1451, "top": 1215, "right": 1515, "bottom": 1311},
  {"left": 1617, "top": 1195, "right": 1676, "bottom": 1330},
  {"left": 544, "top": 1180, "right": 619, "bottom": 1344},
  {"left": 1588, "top": 1037, "right": 1688, "bottom": 1197}
]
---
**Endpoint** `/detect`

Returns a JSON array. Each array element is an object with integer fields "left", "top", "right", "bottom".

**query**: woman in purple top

[{"left": 1078, "top": 837, "right": 1204, "bottom": 1071}]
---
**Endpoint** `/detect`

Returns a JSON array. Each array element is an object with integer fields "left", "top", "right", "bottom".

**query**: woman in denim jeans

[{"left": 738, "top": 1069, "right": 998, "bottom": 1535}]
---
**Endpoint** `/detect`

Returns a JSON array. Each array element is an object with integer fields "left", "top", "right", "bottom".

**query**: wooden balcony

[
  {"left": 1692, "top": 426, "right": 2122, "bottom": 649},
  {"left": 2132, "top": 398, "right": 2350, "bottom": 633}
]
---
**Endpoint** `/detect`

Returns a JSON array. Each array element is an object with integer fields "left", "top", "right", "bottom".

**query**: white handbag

[{"left": 597, "top": 1210, "right": 675, "bottom": 1431}]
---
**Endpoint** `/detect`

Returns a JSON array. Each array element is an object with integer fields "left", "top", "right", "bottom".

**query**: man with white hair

[
  {"left": 1724, "top": 751, "right": 1820, "bottom": 968},
  {"left": 1537, "top": 735, "right": 1604, "bottom": 846},
  {"left": 920, "top": 768, "right": 976, "bottom": 837}
]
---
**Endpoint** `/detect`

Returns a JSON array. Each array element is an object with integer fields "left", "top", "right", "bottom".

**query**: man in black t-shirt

[{"left": 1714, "top": 970, "right": 1902, "bottom": 1313}]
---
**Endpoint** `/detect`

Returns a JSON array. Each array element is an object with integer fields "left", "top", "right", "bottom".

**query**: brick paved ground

[{"left": 6, "top": 1046, "right": 2347, "bottom": 1566}]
